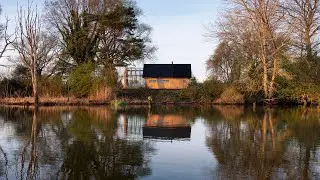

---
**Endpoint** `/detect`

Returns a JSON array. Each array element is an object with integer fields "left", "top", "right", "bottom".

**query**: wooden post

[
  {"left": 123, "top": 68, "right": 128, "bottom": 89},
  {"left": 148, "top": 96, "right": 153, "bottom": 109}
]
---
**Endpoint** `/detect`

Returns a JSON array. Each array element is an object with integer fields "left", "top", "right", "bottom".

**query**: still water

[{"left": 0, "top": 106, "right": 319, "bottom": 180}]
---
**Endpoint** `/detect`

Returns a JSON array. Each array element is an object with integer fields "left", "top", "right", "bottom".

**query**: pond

[{"left": 0, "top": 106, "right": 319, "bottom": 180}]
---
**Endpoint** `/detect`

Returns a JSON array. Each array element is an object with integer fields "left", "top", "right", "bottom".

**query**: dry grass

[
  {"left": 0, "top": 96, "right": 109, "bottom": 106},
  {"left": 89, "top": 86, "right": 114, "bottom": 101}
]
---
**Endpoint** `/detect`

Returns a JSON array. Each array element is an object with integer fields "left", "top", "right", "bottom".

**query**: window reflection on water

[{"left": 0, "top": 106, "right": 319, "bottom": 179}]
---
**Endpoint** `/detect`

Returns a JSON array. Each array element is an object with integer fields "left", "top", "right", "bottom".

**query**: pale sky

[{"left": 0, "top": 0, "right": 223, "bottom": 81}]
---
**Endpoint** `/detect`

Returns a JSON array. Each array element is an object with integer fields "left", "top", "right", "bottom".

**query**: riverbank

[
  {"left": 0, "top": 97, "right": 315, "bottom": 107},
  {"left": 0, "top": 97, "right": 247, "bottom": 106},
  {"left": 0, "top": 88, "right": 318, "bottom": 106},
  {"left": 0, "top": 97, "right": 108, "bottom": 106}
]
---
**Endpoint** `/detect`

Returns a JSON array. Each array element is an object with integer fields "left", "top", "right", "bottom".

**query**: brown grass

[
  {"left": 0, "top": 97, "right": 109, "bottom": 106},
  {"left": 89, "top": 86, "right": 114, "bottom": 101}
]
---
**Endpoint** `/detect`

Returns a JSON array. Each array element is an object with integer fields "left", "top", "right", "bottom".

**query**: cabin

[
  {"left": 122, "top": 63, "right": 192, "bottom": 89},
  {"left": 142, "top": 64, "right": 192, "bottom": 89}
]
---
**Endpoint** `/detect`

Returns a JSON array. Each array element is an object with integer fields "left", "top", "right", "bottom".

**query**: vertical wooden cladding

[
  {"left": 145, "top": 78, "right": 190, "bottom": 89},
  {"left": 142, "top": 64, "right": 192, "bottom": 89}
]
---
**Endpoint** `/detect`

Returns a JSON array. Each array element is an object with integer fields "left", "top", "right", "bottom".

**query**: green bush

[
  {"left": 69, "top": 62, "right": 94, "bottom": 98},
  {"left": 179, "top": 86, "right": 199, "bottom": 101},
  {"left": 111, "top": 99, "right": 127, "bottom": 107},
  {"left": 198, "top": 79, "right": 225, "bottom": 102},
  {"left": 276, "top": 83, "right": 320, "bottom": 105}
]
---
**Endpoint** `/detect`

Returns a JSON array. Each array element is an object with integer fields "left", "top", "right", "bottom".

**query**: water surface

[{"left": 0, "top": 106, "right": 319, "bottom": 179}]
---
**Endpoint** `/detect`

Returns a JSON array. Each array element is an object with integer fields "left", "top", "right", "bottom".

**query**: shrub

[
  {"left": 214, "top": 86, "right": 244, "bottom": 104},
  {"left": 276, "top": 83, "right": 320, "bottom": 105},
  {"left": 0, "top": 77, "right": 32, "bottom": 97},
  {"left": 111, "top": 99, "right": 127, "bottom": 107},
  {"left": 198, "top": 79, "right": 225, "bottom": 102},
  {"left": 39, "top": 76, "right": 63, "bottom": 97},
  {"left": 89, "top": 77, "right": 114, "bottom": 101},
  {"left": 69, "top": 62, "right": 94, "bottom": 98},
  {"left": 179, "top": 86, "right": 198, "bottom": 102}
]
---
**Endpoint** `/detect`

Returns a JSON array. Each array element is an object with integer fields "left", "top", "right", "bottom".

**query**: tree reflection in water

[
  {"left": 0, "top": 106, "right": 320, "bottom": 180},
  {"left": 206, "top": 106, "right": 320, "bottom": 180},
  {"left": 0, "top": 145, "right": 8, "bottom": 179},
  {"left": 0, "top": 107, "right": 154, "bottom": 180}
]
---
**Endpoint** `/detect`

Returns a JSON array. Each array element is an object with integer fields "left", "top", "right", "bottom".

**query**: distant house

[{"left": 142, "top": 64, "right": 192, "bottom": 89}]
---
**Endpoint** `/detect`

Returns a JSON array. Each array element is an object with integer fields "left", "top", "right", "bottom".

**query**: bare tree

[
  {"left": 13, "top": 3, "right": 41, "bottom": 105},
  {"left": 35, "top": 33, "right": 60, "bottom": 77},
  {"left": 13, "top": 3, "right": 59, "bottom": 105},
  {"left": 284, "top": 0, "right": 320, "bottom": 83},
  {"left": 285, "top": 0, "right": 320, "bottom": 60},
  {"left": 207, "top": 41, "right": 241, "bottom": 83},
  {"left": 0, "top": 5, "right": 14, "bottom": 62},
  {"left": 207, "top": 10, "right": 263, "bottom": 92},
  {"left": 210, "top": 0, "right": 291, "bottom": 101}
]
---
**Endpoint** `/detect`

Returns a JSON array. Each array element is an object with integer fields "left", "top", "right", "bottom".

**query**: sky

[{"left": 0, "top": 0, "right": 223, "bottom": 81}]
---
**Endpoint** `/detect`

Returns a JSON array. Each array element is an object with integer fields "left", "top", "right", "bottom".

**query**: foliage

[
  {"left": 0, "top": 66, "right": 32, "bottom": 97},
  {"left": 0, "top": 77, "right": 32, "bottom": 97},
  {"left": 118, "top": 79, "right": 225, "bottom": 103},
  {"left": 207, "top": 0, "right": 320, "bottom": 103},
  {"left": 214, "top": 86, "right": 244, "bottom": 104},
  {"left": 189, "top": 76, "right": 198, "bottom": 86},
  {"left": 69, "top": 62, "right": 94, "bottom": 98},
  {"left": 199, "top": 79, "right": 225, "bottom": 101},
  {"left": 39, "top": 76, "right": 63, "bottom": 97},
  {"left": 276, "top": 79, "right": 320, "bottom": 105},
  {"left": 207, "top": 41, "right": 242, "bottom": 83},
  {"left": 12, "top": 65, "right": 30, "bottom": 81},
  {"left": 45, "top": 0, "right": 156, "bottom": 71},
  {"left": 111, "top": 99, "right": 128, "bottom": 108}
]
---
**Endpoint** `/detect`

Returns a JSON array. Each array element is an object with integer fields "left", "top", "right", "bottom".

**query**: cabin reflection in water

[{"left": 143, "top": 114, "right": 191, "bottom": 140}]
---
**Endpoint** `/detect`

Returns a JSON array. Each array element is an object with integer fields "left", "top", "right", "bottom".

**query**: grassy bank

[
  {"left": 0, "top": 97, "right": 108, "bottom": 106},
  {"left": 1, "top": 83, "right": 319, "bottom": 106}
]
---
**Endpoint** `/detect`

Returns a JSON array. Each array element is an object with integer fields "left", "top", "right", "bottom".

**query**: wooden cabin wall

[{"left": 145, "top": 78, "right": 190, "bottom": 89}]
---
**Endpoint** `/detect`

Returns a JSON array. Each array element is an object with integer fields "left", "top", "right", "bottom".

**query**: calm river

[{"left": 0, "top": 106, "right": 319, "bottom": 180}]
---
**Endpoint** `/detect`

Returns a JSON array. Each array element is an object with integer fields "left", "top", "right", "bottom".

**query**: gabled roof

[{"left": 143, "top": 64, "right": 192, "bottom": 78}]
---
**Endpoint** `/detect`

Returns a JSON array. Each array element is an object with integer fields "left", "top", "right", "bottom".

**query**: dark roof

[{"left": 143, "top": 64, "right": 192, "bottom": 78}]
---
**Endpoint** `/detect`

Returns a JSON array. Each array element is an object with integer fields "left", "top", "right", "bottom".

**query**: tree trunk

[
  {"left": 27, "top": 108, "right": 38, "bottom": 179},
  {"left": 305, "top": 24, "right": 313, "bottom": 63},
  {"left": 32, "top": 64, "right": 39, "bottom": 106},
  {"left": 261, "top": 33, "right": 269, "bottom": 98},
  {"left": 259, "top": 11, "right": 269, "bottom": 99},
  {"left": 268, "top": 55, "right": 278, "bottom": 99}
]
